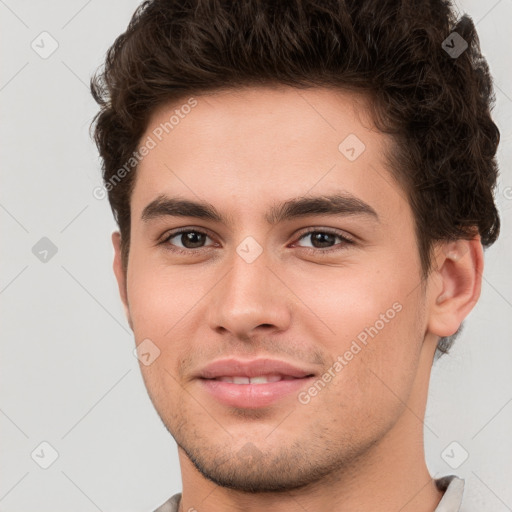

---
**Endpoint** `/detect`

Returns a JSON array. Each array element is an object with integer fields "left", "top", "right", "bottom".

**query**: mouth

[
  {"left": 199, "top": 375, "right": 315, "bottom": 408},
  {"left": 206, "top": 374, "right": 304, "bottom": 384},
  {"left": 196, "top": 358, "right": 316, "bottom": 408}
]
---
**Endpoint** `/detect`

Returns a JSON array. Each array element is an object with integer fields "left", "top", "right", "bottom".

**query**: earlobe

[
  {"left": 112, "top": 231, "right": 133, "bottom": 331},
  {"left": 427, "top": 237, "right": 484, "bottom": 338}
]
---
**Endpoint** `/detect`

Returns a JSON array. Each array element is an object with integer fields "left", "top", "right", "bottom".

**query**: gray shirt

[{"left": 153, "top": 475, "right": 466, "bottom": 512}]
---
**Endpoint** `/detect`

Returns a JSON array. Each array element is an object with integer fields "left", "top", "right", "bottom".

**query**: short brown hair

[{"left": 90, "top": 0, "right": 501, "bottom": 356}]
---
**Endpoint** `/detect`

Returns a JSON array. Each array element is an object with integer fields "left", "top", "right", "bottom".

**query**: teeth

[
  {"left": 250, "top": 375, "right": 282, "bottom": 383},
  {"left": 233, "top": 376, "right": 250, "bottom": 384},
  {"left": 249, "top": 376, "right": 272, "bottom": 384},
  {"left": 216, "top": 374, "right": 286, "bottom": 384}
]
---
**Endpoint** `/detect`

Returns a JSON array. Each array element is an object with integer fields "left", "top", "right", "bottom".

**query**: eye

[
  {"left": 160, "top": 228, "right": 215, "bottom": 254},
  {"left": 293, "top": 229, "right": 355, "bottom": 254}
]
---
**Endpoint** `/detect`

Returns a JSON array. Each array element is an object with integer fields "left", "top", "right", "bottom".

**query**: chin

[{"left": 179, "top": 441, "right": 343, "bottom": 493}]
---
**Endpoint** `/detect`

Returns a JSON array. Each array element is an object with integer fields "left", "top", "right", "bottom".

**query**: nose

[{"left": 207, "top": 248, "right": 292, "bottom": 340}]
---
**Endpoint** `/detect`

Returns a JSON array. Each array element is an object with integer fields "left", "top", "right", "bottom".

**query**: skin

[{"left": 112, "top": 85, "right": 483, "bottom": 512}]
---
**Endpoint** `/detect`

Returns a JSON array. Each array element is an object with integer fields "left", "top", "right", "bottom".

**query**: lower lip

[{"left": 199, "top": 377, "right": 314, "bottom": 408}]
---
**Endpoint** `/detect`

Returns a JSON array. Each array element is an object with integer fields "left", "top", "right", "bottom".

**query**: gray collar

[{"left": 434, "top": 475, "right": 465, "bottom": 511}]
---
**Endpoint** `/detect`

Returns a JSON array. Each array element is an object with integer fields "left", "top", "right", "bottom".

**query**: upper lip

[{"left": 197, "top": 358, "right": 316, "bottom": 379}]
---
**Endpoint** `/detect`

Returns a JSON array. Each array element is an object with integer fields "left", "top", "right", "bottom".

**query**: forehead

[
  {"left": 131, "top": 85, "right": 406, "bottom": 224},
  {"left": 144, "top": 85, "right": 379, "bottom": 156}
]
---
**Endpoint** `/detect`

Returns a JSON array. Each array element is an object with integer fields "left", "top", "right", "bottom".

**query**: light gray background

[{"left": 1, "top": 1, "right": 511, "bottom": 511}]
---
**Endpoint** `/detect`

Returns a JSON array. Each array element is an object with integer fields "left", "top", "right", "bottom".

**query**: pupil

[
  {"left": 312, "top": 232, "right": 334, "bottom": 248},
  {"left": 183, "top": 232, "right": 205, "bottom": 248}
]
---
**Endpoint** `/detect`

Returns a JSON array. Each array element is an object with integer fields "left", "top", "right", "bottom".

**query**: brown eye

[
  {"left": 306, "top": 232, "right": 337, "bottom": 249},
  {"left": 294, "top": 229, "right": 355, "bottom": 254},
  {"left": 161, "top": 229, "right": 213, "bottom": 252}
]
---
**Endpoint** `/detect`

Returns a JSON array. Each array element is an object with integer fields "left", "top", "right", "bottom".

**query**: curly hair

[{"left": 90, "top": 0, "right": 501, "bottom": 357}]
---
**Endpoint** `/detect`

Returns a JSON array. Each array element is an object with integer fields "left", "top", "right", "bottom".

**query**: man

[{"left": 90, "top": 1, "right": 501, "bottom": 510}]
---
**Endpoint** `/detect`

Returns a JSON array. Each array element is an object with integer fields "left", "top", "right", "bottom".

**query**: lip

[
  {"left": 197, "top": 357, "right": 315, "bottom": 379},
  {"left": 196, "top": 357, "right": 316, "bottom": 408}
]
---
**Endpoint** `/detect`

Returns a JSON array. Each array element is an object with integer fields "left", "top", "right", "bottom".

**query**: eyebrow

[{"left": 141, "top": 193, "right": 379, "bottom": 225}]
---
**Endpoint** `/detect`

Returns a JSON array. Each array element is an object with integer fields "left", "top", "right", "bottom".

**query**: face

[{"left": 115, "top": 85, "right": 437, "bottom": 491}]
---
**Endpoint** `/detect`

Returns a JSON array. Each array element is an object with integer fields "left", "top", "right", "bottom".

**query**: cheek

[
  {"left": 300, "top": 310, "right": 422, "bottom": 443},
  {"left": 126, "top": 262, "right": 212, "bottom": 395},
  {"left": 287, "top": 260, "right": 407, "bottom": 345},
  {"left": 128, "top": 268, "right": 191, "bottom": 415},
  {"left": 127, "top": 261, "right": 204, "bottom": 340},
  {"left": 292, "top": 262, "right": 424, "bottom": 411}
]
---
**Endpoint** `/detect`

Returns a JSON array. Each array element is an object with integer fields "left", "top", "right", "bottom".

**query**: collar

[{"left": 434, "top": 475, "right": 465, "bottom": 511}]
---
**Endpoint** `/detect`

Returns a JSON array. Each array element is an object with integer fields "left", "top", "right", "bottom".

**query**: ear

[
  {"left": 427, "top": 236, "right": 484, "bottom": 338},
  {"left": 112, "top": 231, "right": 133, "bottom": 331}
]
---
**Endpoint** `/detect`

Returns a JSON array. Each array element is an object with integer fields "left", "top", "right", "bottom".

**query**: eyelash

[{"left": 158, "top": 227, "right": 355, "bottom": 256}]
